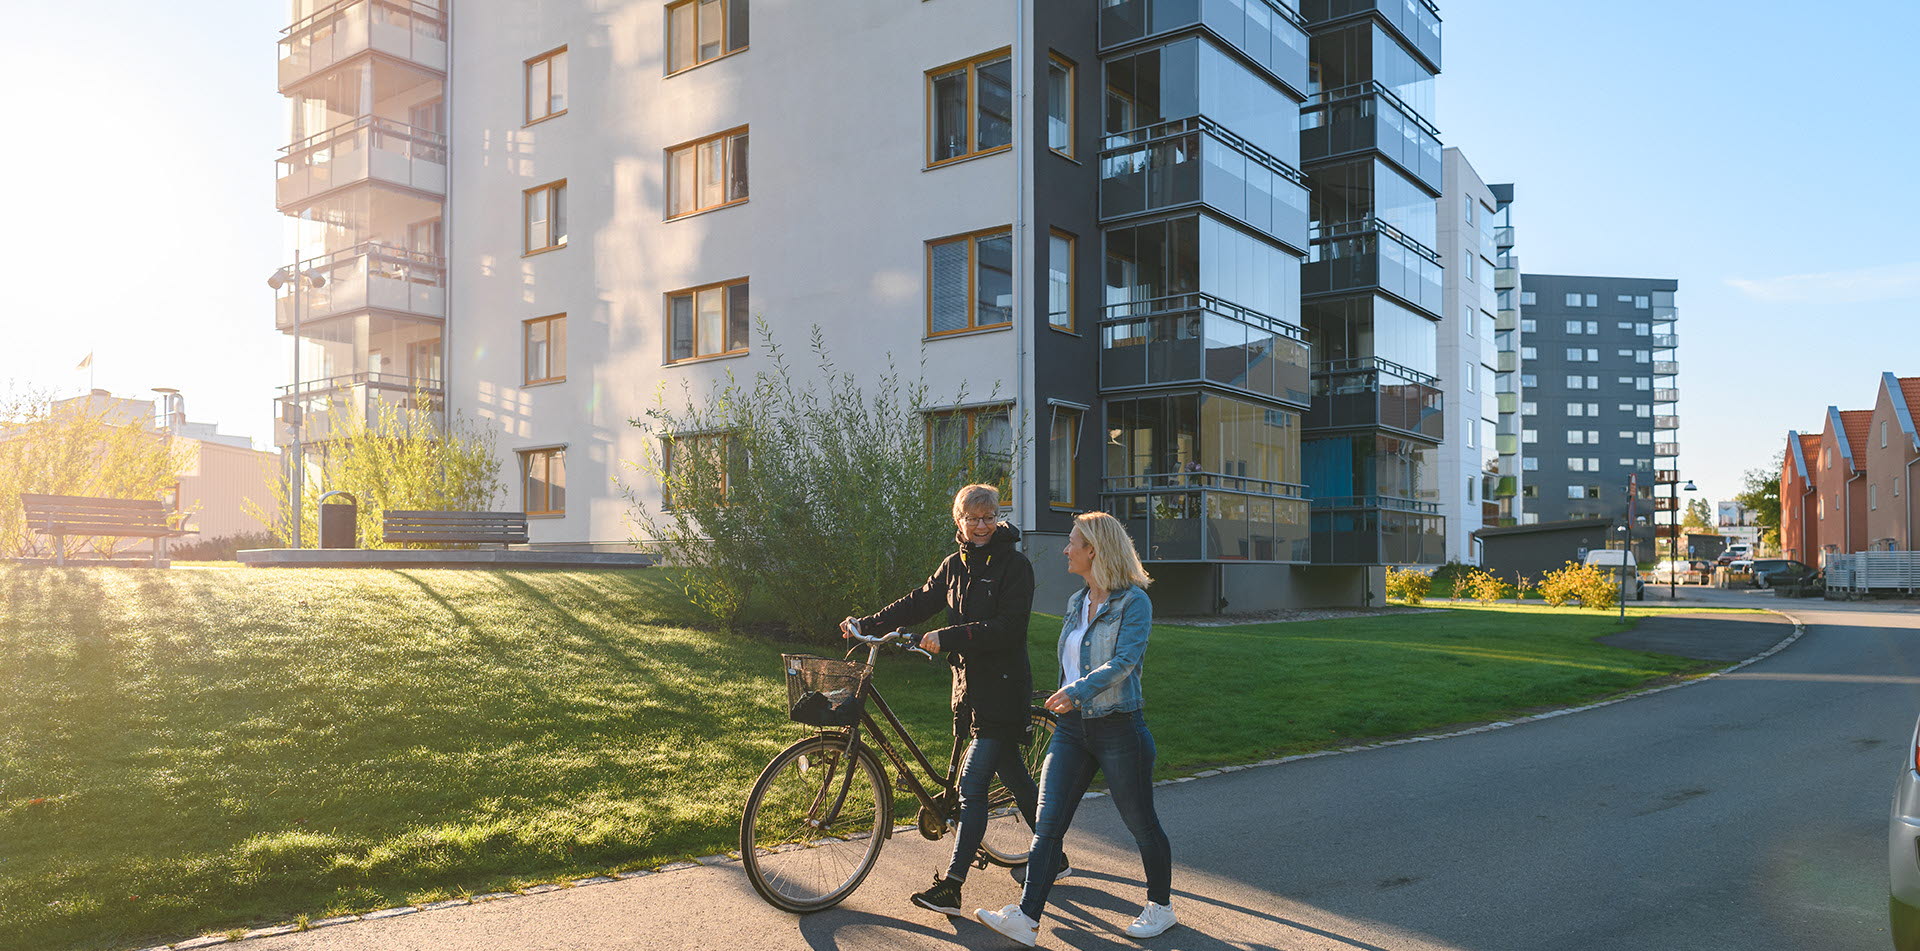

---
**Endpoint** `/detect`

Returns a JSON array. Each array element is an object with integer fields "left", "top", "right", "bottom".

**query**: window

[
  {"left": 1523, "top": 457, "right": 1539, "bottom": 471},
  {"left": 1617, "top": 323, "right": 1633, "bottom": 332},
  {"left": 1618, "top": 430, "right": 1636, "bottom": 440},
  {"left": 1587, "top": 430, "right": 1599, "bottom": 443},
  {"left": 1566, "top": 347, "right": 1581, "bottom": 361},
  {"left": 1636, "top": 404, "right": 1650, "bottom": 417},
  {"left": 1635, "top": 377, "right": 1648, "bottom": 390},
  {"left": 1872, "top": 483, "right": 1878, "bottom": 510},
  {"left": 1565, "top": 293, "right": 1582, "bottom": 307},
  {"left": 1587, "top": 459, "right": 1599, "bottom": 472},
  {"left": 1521, "top": 291, "right": 1537, "bottom": 306},
  {"left": 1583, "top": 321, "right": 1597, "bottom": 334},
  {"left": 1617, "top": 295, "right": 1633, "bottom": 305},
  {"left": 1617, "top": 348, "right": 1633, "bottom": 358},
  {"left": 666, "top": 127, "right": 749, "bottom": 218},
  {"left": 1898, "top": 477, "right": 1904, "bottom": 497},
  {"left": 1048, "top": 404, "right": 1082, "bottom": 507},
  {"left": 1883, "top": 420, "right": 1889, "bottom": 448},
  {"left": 1567, "top": 431, "right": 1584, "bottom": 444},
  {"left": 668, "top": 278, "right": 750, "bottom": 361},
  {"left": 1521, "top": 318, "right": 1536, "bottom": 332},
  {"left": 1522, "top": 401, "right": 1537, "bottom": 415},
  {"left": 928, "top": 228, "right": 1013, "bottom": 335},
  {"left": 1588, "top": 376, "right": 1599, "bottom": 389},
  {"left": 1587, "top": 403, "right": 1599, "bottom": 415},
  {"left": 1521, "top": 374, "right": 1537, "bottom": 388},
  {"left": 1522, "top": 428, "right": 1537, "bottom": 443},
  {"left": 1619, "top": 458, "right": 1635, "bottom": 468},
  {"left": 661, "top": 432, "right": 743, "bottom": 508},
  {"left": 525, "top": 47, "right": 568, "bottom": 123},
  {"left": 1635, "top": 350, "right": 1650, "bottom": 363},
  {"left": 520, "top": 447, "right": 566, "bottom": 515},
  {"left": 1047, "top": 54, "right": 1074, "bottom": 157},
  {"left": 1618, "top": 403, "right": 1634, "bottom": 413},
  {"left": 1521, "top": 346, "right": 1537, "bottom": 360},
  {"left": 524, "top": 180, "right": 567, "bottom": 253},
  {"left": 928, "top": 49, "right": 1013, "bottom": 165},
  {"left": 524, "top": 314, "right": 567, "bottom": 384},
  {"left": 1636, "top": 296, "right": 1649, "bottom": 309},
  {"left": 1637, "top": 432, "right": 1651, "bottom": 445},
  {"left": 1568, "top": 404, "right": 1584, "bottom": 417},
  {"left": 1568, "top": 375, "right": 1584, "bottom": 389},
  {"left": 666, "top": 0, "right": 748, "bottom": 75},
  {"left": 1585, "top": 294, "right": 1598, "bottom": 307},
  {"left": 1636, "top": 323, "right": 1649, "bottom": 335},
  {"left": 928, "top": 404, "right": 1013, "bottom": 495},
  {"left": 1567, "top": 485, "right": 1585, "bottom": 499},
  {"left": 1566, "top": 320, "right": 1582, "bottom": 333},
  {"left": 1467, "top": 424, "right": 1476, "bottom": 448},
  {"left": 1586, "top": 349, "right": 1599, "bottom": 362},
  {"left": 1048, "top": 230, "right": 1074, "bottom": 330}
]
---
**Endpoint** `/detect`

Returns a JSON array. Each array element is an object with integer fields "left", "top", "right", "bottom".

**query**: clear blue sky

[{"left": 2, "top": 0, "right": 1915, "bottom": 511}]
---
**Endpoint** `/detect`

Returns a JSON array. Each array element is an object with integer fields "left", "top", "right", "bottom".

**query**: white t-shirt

[{"left": 1061, "top": 596, "right": 1096, "bottom": 685}]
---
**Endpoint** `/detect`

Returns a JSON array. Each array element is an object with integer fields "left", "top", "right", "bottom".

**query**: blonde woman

[
  {"left": 840, "top": 484, "right": 1038, "bottom": 917},
  {"left": 977, "top": 511, "right": 1175, "bottom": 945}
]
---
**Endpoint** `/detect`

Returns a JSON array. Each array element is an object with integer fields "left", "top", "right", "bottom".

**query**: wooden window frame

[
  {"left": 525, "top": 45, "right": 568, "bottom": 125},
  {"left": 925, "top": 226, "right": 1014, "bottom": 338},
  {"left": 518, "top": 446, "right": 567, "bottom": 516},
  {"left": 1047, "top": 402, "right": 1084, "bottom": 509},
  {"left": 925, "top": 47, "right": 1014, "bottom": 168},
  {"left": 924, "top": 403, "right": 1016, "bottom": 498},
  {"left": 665, "top": 126, "right": 749, "bottom": 220},
  {"left": 665, "top": 277, "right": 751, "bottom": 364},
  {"left": 1047, "top": 52, "right": 1075, "bottom": 159},
  {"left": 661, "top": 430, "right": 740, "bottom": 509},
  {"left": 665, "top": 0, "right": 749, "bottom": 77},
  {"left": 524, "top": 179, "right": 568, "bottom": 255},
  {"left": 523, "top": 313, "right": 567, "bottom": 385},
  {"left": 1047, "top": 228, "right": 1075, "bottom": 333}
]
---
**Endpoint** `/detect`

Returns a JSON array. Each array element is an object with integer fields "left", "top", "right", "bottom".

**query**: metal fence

[{"left": 1824, "top": 551, "right": 1920, "bottom": 593}]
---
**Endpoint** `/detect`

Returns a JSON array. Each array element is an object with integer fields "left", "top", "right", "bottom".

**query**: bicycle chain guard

[{"left": 916, "top": 804, "right": 948, "bottom": 840}]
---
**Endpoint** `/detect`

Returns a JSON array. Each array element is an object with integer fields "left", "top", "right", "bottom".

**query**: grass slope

[{"left": 0, "top": 566, "right": 1728, "bottom": 950}]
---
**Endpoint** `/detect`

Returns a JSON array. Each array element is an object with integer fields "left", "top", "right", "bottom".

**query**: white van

[{"left": 1584, "top": 549, "right": 1646, "bottom": 601}]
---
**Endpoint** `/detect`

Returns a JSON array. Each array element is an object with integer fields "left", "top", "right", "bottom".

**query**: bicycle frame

[{"left": 812, "top": 641, "right": 963, "bottom": 838}]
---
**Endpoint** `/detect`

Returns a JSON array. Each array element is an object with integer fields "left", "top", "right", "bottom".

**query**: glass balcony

[
  {"left": 280, "top": 0, "right": 447, "bottom": 91},
  {"left": 1495, "top": 350, "right": 1518, "bottom": 373},
  {"left": 1653, "top": 360, "right": 1680, "bottom": 376},
  {"left": 1099, "top": 294, "right": 1311, "bottom": 407},
  {"left": 1299, "top": 0, "right": 1441, "bottom": 70},
  {"left": 1654, "top": 415, "right": 1680, "bottom": 430},
  {"left": 1299, "top": 81, "right": 1441, "bottom": 192},
  {"left": 1099, "top": 0, "right": 1310, "bottom": 96},
  {"left": 1496, "top": 392, "right": 1518, "bottom": 415},
  {"left": 1493, "top": 475, "right": 1517, "bottom": 498},
  {"left": 1653, "top": 496, "right": 1679, "bottom": 512},
  {"left": 277, "top": 115, "right": 447, "bottom": 210},
  {"left": 1651, "top": 333, "right": 1678, "bottom": 350},
  {"left": 274, "top": 243, "right": 446, "bottom": 328},
  {"left": 1103, "top": 476, "right": 1311, "bottom": 563},
  {"left": 1308, "top": 496, "right": 1444, "bottom": 565},
  {"left": 1655, "top": 469, "right": 1679, "bottom": 484},
  {"left": 1495, "top": 433, "right": 1518, "bottom": 456},
  {"left": 1303, "top": 217, "right": 1443, "bottom": 317},
  {"left": 1654, "top": 388, "right": 1680, "bottom": 403},
  {"left": 1493, "top": 225, "right": 1514, "bottom": 249},
  {"left": 1101, "top": 117, "right": 1310, "bottom": 249},
  {"left": 1493, "top": 264, "right": 1519, "bottom": 290},
  {"left": 1303, "top": 357, "right": 1443, "bottom": 441},
  {"left": 275, "top": 373, "right": 443, "bottom": 447},
  {"left": 1495, "top": 308, "right": 1518, "bottom": 331},
  {"left": 1655, "top": 442, "right": 1680, "bottom": 457}
]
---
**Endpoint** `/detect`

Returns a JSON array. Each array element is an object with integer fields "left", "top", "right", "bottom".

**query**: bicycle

[{"left": 739, "top": 626, "right": 1058, "bottom": 913}]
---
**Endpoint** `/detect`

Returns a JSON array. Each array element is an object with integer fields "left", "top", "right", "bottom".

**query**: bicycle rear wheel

[
  {"left": 740, "top": 733, "right": 892, "bottom": 913},
  {"left": 978, "top": 706, "right": 1058, "bottom": 866}
]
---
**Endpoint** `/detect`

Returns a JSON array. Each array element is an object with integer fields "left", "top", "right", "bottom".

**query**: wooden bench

[
  {"left": 22, "top": 493, "right": 197, "bottom": 567},
  {"left": 382, "top": 510, "right": 530, "bottom": 549}
]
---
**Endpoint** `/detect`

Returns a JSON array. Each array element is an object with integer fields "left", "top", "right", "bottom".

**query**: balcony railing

[
  {"left": 279, "top": 0, "right": 447, "bottom": 90},
  {"left": 1654, "top": 388, "right": 1680, "bottom": 403},
  {"left": 1099, "top": 293, "right": 1311, "bottom": 407},
  {"left": 1103, "top": 475, "right": 1311, "bottom": 563},
  {"left": 1492, "top": 475, "right": 1517, "bottom": 498},
  {"left": 1303, "top": 356, "right": 1443, "bottom": 441},
  {"left": 1496, "top": 392, "right": 1518, "bottom": 415},
  {"left": 1651, "top": 333, "right": 1678, "bottom": 350},
  {"left": 1493, "top": 264, "right": 1519, "bottom": 290},
  {"left": 274, "top": 372, "right": 443, "bottom": 446},
  {"left": 1493, "top": 225, "right": 1514, "bottom": 249},
  {"left": 1655, "top": 442, "right": 1680, "bottom": 457},
  {"left": 1304, "top": 216, "right": 1443, "bottom": 316},
  {"left": 1307, "top": 495, "right": 1444, "bottom": 566},
  {"left": 277, "top": 115, "right": 447, "bottom": 209},
  {"left": 1495, "top": 432, "right": 1518, "bottom": 456},
  {"left": 1100, "top": 117, "right": 1310, "bottom": 248},
  {"left": 1653, "top": 360, "right": 1680, "bottom": 376},
  {"left": 1495, "top": 350, "right": 1518, "bottom": 373},
  {"left": 1653, "top": 496, "right": 1679, "bottom": 512},
  {"left": 1654, "top": 415, "right": 1680, "bottom": 430},
  {"left": 1099, "top": 0, "right": 1310, "bottom": 95},
  {"left": 1655, "top": 469, "right": 1679, "bottom": 484},
  {"left": 1299, "top": 80, "right": 1441, "bottom": 192},
  {"left": 274, "top": 242, "right": 447, "bottom": 329},
  {"left": 1495, "top": 308, "right": 1518, "bottom": 331},
  {"left": 1300, "top": 0, "right": 1442, "bottom": 71}
]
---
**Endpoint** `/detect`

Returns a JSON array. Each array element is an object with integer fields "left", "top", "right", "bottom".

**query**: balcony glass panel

[
  {"left": 1307, "top": 499, "right": 1444, "bottom": 565},
  {"left": 1104, "top": 482, "right": 1311, "bottom": 563},
  {"left": 1100, "top": 118, "right": 1310, "bottom": 249},
  {"left": 1651, "top": 333, "right": 1678, "bottom": 349},
  {"left": 1303, "top": 218, "right": 1443, "bottom": 317},
  {"left": 1100, "top": 0, "right": 1309, "bottom": 95},
  {"left": 1654, "top": 388, "right": 1680, "bottom": 403},
  {"left": 280, "top": 0, "right": 448, "bottom": 89},
  {"left": 1298, "top": 83, "right": 1440, "bottom": 191},
  {"left": 274, "top": 374, "right": 443, "bottom": 447},
  {"left": 1298, "top": 0, "right": 1441, "bottom": 70},
  {"left": 1495, "top": 308, "right": 1518, "bottom": 331},
  {"left": 1653, "top": 360, "right": 1679, "bottom": 376},
  {"left": 1655, "top": 442, "right": 1680, "bottom": 457},
  {"left": 277, "top": 116, "right": 447, "bottom": 209},
  {"left": 1654, "top": 415, "right": 1680, "bottom": 430},
  {"left": 1303, "top": 357, "right": 1442, "bottom": 440},
  {"left": 275, "top": 243, "right": 447, "bottom": 328},
  {"left": 1099, "top": 295, "right": 1310, "bottom": 406}
]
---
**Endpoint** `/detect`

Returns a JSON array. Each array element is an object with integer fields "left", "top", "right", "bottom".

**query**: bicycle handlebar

[{"left": 843, "top": 620, "right": 935, "bottom": 661}]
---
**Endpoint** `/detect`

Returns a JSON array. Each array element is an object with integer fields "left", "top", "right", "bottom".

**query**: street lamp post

[
  {"left": 1619, "top": 472, "right": 1637, "bottom": 621},
  {"left": 1670, "top": 478, "right": 1698, "bottom": 600},
  {"left": 268, "top": 253, "right": 325, "bottom": 549}
]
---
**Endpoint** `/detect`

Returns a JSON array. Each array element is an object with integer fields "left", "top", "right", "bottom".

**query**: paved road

[{"left": 248, "top": 589, "right": 1920, "bottom": 951}]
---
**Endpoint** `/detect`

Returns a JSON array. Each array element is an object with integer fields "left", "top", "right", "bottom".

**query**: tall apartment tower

[
  {"left": 1488, "top": 183, "right": 1524, "bottom": 524},
  {"left": 1513, "top": 274, "right": 1679, "bottom": 562},
  {"left": 273, "top": 2, "right": 450, "bottom": 456},
  {"left": 269, "top": 0, "right": 1347, "bottom": 611},
  {"left": 1435, "top": 148, "right": 1496, "bottom": 563},
  {"left": 1298, "top": 0, "right": 1445, "bottom": 567}
]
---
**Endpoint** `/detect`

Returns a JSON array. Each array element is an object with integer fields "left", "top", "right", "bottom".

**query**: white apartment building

[{"left": 1436, "top": 147, "right": 1496, "bottom": 563}]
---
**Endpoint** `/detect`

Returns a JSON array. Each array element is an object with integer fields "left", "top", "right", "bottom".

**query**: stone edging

[{"left": 131, "top": 609, "right": 1806, "bottom": 950}]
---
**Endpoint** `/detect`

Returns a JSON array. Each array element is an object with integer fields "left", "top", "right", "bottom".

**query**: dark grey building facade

[{"left": 1514, "top": 274, "right": 1679, "bottom": 561}]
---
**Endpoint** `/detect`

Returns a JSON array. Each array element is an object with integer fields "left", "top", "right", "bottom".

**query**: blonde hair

[
  {"left": 1072, "top": 511, "right": 1151, "bottom": 592},
  {"left": 951, "top": 483, "right": 1001, "bottom": 522}
]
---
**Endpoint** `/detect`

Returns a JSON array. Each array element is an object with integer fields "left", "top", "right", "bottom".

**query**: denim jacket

[{"left": 1057, "top": 584, "right": 1152, "bottom": 718}]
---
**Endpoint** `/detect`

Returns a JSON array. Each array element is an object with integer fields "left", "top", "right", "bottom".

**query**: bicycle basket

[{"left": 782, "top": 654, "right": 873, "bottom": 727}]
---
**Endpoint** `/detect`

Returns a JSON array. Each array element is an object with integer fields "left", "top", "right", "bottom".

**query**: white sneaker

[
  {"left": 975, "top": 903, "right": 1039, "bottom": 947},
  {"left": 1125, "top": 901, "right": 1177, "bottom": 939}
]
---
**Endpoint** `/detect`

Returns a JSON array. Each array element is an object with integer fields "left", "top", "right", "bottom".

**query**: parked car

[
  {"left": 1584, "top": 549, "right": 1645, "bottom": 600},
  {"left": 1687, "top": 559, "right": 1715, "bottom": 584},
  {"left": 1717, "top": 544, "right": 1753, "bottom": 567},
  {"left": 1889, "top": 714, "right": 1920, "bottom": 950},
  {"left": 1751, "top": 558, "right": 1815, "bottom": 589}
]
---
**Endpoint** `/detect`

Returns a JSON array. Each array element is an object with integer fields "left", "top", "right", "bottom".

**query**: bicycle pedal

[{"left": 972, "top": 851, "right": 990, "bottom": 870}]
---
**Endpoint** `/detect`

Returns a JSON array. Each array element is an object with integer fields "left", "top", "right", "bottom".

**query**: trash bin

[{"left": 318, "top": 491, "right": 358, "bottom": 549}]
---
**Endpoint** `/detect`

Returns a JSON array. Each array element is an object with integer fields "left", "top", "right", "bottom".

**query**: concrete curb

[{"left": 127, "top": 608, "right": 1806, "bottom": 950}]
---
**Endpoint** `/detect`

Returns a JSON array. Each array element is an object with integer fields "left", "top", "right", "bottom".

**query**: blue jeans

[
  {"left": 1019, "top": 709, "right": 1171, "bottom": 920},
  {"left": 944, "top": 736, "right": 1040, "bottom": 882}
]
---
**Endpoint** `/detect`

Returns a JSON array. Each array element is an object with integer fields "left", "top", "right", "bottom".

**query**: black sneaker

[
  {"left": 1010, "top": 854, "right": 1071, "bottom": 885},
  {"left": 911, "top": 875, "right": 965, "bottom": 916}
]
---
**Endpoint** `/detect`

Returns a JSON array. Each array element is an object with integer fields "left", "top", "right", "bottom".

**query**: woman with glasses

[
  {"left": 977, "top": 510, "right": 1175, "bottom": 946},
  {"left": 841, "top": 483, "right": 1039, "bottom": 917}
]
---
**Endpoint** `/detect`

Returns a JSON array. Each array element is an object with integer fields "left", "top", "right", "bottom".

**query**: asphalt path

[{"left": 242, "top": 588, "right": 1920, "bottom": 951}]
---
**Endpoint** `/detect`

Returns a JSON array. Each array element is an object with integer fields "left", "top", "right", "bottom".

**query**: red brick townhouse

[
  {"left": 1781, "top": 432, "right": 1821, "bottom": 563},
  {"left": 1814, "top": 407, "right": 1874, "bottom": 555},
  {"left": 1866, "top": 374, "right": 1920, "bottom": 550}
]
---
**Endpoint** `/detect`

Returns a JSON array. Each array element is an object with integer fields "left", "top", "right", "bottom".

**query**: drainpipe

[
  {"left": 1013, "top": 0, "right": 1031, "bottom": 533},
  {"left": 1907, "top": 454, "right": 1919, "bottom": 551},
  {"left": 1848, "top": 469, "right": 1865, "bottom": 553},
  {"left": 1800, "top": 481, "right": 1815, "bottom": 564}
]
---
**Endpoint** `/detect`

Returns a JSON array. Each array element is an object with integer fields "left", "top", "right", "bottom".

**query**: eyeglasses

[{"left": 958, "top": 515, "right": 997, "bottom": 525}]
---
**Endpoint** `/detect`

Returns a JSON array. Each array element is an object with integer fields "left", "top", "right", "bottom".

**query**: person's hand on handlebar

[
  {"left": 918, "top": 630, "right": 941, "bottom": 653},
  {"left": 840, "top": 617, "right": 860, "bottom": 639}
]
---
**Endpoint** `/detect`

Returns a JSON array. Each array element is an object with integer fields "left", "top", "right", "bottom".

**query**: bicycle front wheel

[
  {"left": 740, "top": 733, "right": 892, "bottom": 913},
  {"left": 978, "top": 706, "right": 1058, "bottom": 866}
]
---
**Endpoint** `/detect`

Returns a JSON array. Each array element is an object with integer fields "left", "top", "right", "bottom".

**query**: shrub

[
  {"left": 1385, "top": 566, "right": 1433, "bottom": 605},
  {"left": 1461, "top": 567, "right": 1509, "bottom": 605},
  {"left": 1513, "top": 573, "right": 1536, "bottom": 601},
  {"left": 1537, "top": 561, "right": 1618, "bottom": 611},
  {"left": 1428, "top": 560, "right": 1474, "bottom": 598}
]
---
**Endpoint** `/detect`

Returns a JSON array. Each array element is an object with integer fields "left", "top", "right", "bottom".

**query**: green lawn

[{"left": 0, "top": 565, "right": 1745, "bottom": 950}]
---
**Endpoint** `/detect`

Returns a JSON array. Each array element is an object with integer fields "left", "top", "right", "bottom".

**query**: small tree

[
  {"left": 246, "top": 389, "right": 504, "bottom": 548},
  {"left": 1735, "top": 464, "right": 1782, "bottom": 550},
  {"left": 1461, "top": 567, "right": 1509, "bottom": 605},
  {"left": 1682, "top": 497, "right": 1717, "bottom": 534},
  {"left": 0, "top": 385, "right": 194, "bottom": 560},
  {"left": 1537, "top": 561, "right": 1618, "bottom": 611},
  {"left": 624, "top": 323, "right": 1021, "bottom": 640},
  {"left": 1385, "top": 566, "right": 1433, "bottom": 605}
]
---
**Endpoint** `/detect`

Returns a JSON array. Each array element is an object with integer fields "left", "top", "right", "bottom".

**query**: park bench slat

[
  {"left": 382, "top": 510, "right": 529, "bottom": 548},
  {"left": 19, "top": 494, "right": 194, "bottom": 567}
]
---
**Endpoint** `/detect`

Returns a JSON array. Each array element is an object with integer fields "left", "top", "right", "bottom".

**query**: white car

[{"left": 1890, "top": 715, "right": 1920, "bottom": 948}]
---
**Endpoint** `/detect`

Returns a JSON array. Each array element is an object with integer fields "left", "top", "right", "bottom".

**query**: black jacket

[{"left": 857, "top": 523, "right": 1036, "bottom": 741}]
